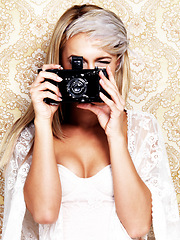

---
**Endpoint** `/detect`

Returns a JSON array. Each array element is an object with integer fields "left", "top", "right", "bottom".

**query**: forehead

[{"left": 63, "top": 33, "right": 112, "bottom": 58}]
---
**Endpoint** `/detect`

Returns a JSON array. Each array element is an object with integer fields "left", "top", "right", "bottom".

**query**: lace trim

[
  {"left": 6, "top": 124, "right": 34, "bottom": 192},
  {"left": 3, "top": 111, "right": 180, "bottom": 240}
]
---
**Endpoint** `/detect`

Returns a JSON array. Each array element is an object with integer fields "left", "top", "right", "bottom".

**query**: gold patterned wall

[{"left": 0, "top": 0, "right": 179, "bottom": 237}]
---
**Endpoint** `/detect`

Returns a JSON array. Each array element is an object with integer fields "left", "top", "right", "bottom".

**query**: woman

[{"left": 1, "top": 4, "right": 180, "bottom": 240}]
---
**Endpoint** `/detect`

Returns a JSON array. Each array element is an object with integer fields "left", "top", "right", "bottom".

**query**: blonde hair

[{"left": 0, "top": 4, "right": 131, "bottom": 168}]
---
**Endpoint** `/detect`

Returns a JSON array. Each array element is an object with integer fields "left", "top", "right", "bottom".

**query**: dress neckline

[{"left": 57, "top": 163, "right": 111, "bottom": 180}]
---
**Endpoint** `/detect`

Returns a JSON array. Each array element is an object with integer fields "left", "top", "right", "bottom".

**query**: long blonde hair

[{"left": 0, "top": 4, "right": 130, "bottom": 168}]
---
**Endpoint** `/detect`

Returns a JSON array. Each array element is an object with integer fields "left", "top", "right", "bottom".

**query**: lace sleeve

[
  {"left": 2, "top": 124, "right": 34, "bottom": 240},
  {"left": 131, "top": 112, "right": 180, "bottom": 240}
]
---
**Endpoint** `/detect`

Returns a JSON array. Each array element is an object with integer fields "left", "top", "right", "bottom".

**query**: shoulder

[
  {"left": 5, "top": 123, "right": 35, "bottom": 185},
  {"left": 17, "top": 122, "right": 35, "bottom": 143},
  {"left": 127, "top": 109, "right": 156, "bottom": 122},
  {"left": 14, "top": 123, "right": 35, "bottom": 159},
  {"left": 126, "top": 110, "right": 161, "bottom": 150},
  {"left": 127, "top": 109, "right": 158, "bottom": 132},
  {"left": 127, "top": 110, "right": 165, "bottom": 163}
]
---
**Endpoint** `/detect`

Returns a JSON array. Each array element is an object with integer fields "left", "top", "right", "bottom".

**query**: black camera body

[{"left": 40, "top": 56, "right": 110, "bottom": 105}]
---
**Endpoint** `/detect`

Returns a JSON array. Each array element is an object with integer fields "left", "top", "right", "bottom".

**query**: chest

[{"left": 54, "top": 128, "right": 110, "bottom": 178}]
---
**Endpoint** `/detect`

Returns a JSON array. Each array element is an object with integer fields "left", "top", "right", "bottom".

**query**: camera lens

[{"left": 67, "top": 78, "right": 87, "bottom": 98}]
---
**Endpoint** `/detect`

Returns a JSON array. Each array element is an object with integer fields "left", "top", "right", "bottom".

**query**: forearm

[
  {"left": 24, "top": 119, "right": 61, "bottom": 224},
  {"left": 108, "top": 136, "right": 152, "bottom": 238}
]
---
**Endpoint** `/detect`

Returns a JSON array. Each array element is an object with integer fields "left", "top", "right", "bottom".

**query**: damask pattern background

[{"left": 0, "top": 0, "right": 179, "bottom": 238}]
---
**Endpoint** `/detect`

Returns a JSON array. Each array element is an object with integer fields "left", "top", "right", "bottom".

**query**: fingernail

[
  {"left": 100, "top": 79, "right": 104, "bottom": 84},
  {"left": 57, "top": 76, "right": 62, "bottom": 81},
  {"left": 55, "top": 65, "right": 63, "bottom": 70},
  {"left": 99, "top": 71, "right": 103, "bottom": 77}
]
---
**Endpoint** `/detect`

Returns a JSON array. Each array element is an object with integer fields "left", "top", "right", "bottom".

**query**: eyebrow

[
  {"left": 68, "top": 55, "right": 112, "bottom": 61},
  {"left": 95, "top": 57, "right": 112, "bottom": 61}
]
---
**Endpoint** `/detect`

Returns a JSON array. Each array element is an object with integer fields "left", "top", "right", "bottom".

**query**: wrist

[
  {"left": 107, "top": 134, "right": 127, "bottom": 147},
  {"left": 34, "top": 117, "right": 53, "bottom": 129}
]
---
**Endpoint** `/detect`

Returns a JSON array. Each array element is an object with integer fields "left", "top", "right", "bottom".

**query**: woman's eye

[{"left": 98, "top": 61, "right": 111, "bottom": 64}]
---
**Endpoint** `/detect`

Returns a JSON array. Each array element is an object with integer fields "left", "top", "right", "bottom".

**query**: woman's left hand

[{"left": 77, "top": 66, "right": 126, "bottom": 139}]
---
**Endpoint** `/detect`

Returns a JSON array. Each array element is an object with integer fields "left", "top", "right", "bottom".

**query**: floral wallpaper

[{"left": 0, "top": 0, "right": 179, "bottom": 238}]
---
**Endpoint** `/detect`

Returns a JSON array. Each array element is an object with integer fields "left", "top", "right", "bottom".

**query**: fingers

[
  {"left": 30, "top": 81, "right": 62, "bottom": 104},
  {"left": 30, "top": 64, "right": 63, "bottom": 105},
  {"left": 99, "top": 92, "right": 121, "bottom": 114},
  {"left": 33, "top": 64, "right": 63, "bottom": 87},
  {"left": 99, "top": 67, "right": 125, "bottom": 111},
  {"left": 41, "top": 64, "right": 63, "bottom": 71},
  {"left": 31, "top": 81, "right": 61, "bottom": 97},
  {"left": 77, "top": 103, "right": 103, "bottom": 115},
  {"left": 77, "top": 103, "right": 110, "bottom": 130},
  {"left": 106, "top": 65, "right": 118, "bottom": 86}
]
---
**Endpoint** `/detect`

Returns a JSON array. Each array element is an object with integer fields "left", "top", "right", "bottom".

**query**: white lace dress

[{"left": 2, "top": 110, "right": 180, "bottom": 240}]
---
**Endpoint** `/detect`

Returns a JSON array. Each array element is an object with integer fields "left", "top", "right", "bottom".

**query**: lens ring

[{"left": 67, "top": 78, "right": 87, "bottom": 98}]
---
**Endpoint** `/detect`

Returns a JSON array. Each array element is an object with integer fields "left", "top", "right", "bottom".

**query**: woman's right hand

[{"left": 30, "top": 64, "right": 63, "bottom": 122}]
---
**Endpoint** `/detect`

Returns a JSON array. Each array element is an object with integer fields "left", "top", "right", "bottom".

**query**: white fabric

[
  {"left": 2, "top": 110, "right": 180, "bottom": 240},
  {"left": 39, "top": 164, "right": 134, "bottom": 240}
]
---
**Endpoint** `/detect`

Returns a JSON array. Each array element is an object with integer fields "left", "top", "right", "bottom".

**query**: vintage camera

[{"left": 39, "top": 56, "right": 110, "bottom": 105}]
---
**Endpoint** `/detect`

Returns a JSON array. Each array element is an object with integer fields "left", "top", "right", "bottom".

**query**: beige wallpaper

[{"left": 0, "top": 0, "right": 179, "bottom": 237}]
